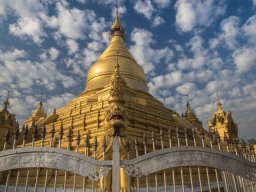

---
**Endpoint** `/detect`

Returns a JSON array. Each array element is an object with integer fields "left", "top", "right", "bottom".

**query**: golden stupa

[
  {"left": 208, "top": 97, "right": 238, "bottom": 142},
  {"left": 0, "top": 97, "right": 19, "bottom": 146},
  {"left": 0, "top": 8, "right": 243, "bottom": 192},
  {"left": 23, "top": 13, "right": 193, "bottom": 141},
  {"left": 13, "top": 12, "right": 197, "bottom": 190}
]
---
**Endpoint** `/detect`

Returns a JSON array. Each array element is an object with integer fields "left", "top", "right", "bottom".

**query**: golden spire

[
  {"left": 182, "top": 95, "right": 203, "bottom": 129},
  {"left": 3, "top": 91, "right": 10, "bottom": 111},
  {"left": 186, "top": 94, "right": 190, "bottom": 108},
  {"left": 184, "top": 95, "right": 195, "bottom": 118},
  {"left": 216, "top": 92, "right": 223, "bottom": 111},
  {"left": 110, "top": 0, "right": 125, "bottom": 39},
  {"left": 109, "top": 51, "right": 126, "bottom": 98},
  {"left": 32, "top": 99, "right": 45, "bottom": 118}
]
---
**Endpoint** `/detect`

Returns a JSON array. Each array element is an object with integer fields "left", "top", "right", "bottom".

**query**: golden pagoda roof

[
  {"left": 110, "top": 15, "right": 125, "bottom": 38},
  {"left": 208, "top": 97, "right": 238, "bottom": 142},
  {"left": 0, "top": 97, "right": 11, "bottom": 123},
  {"left": 0, "top": 96, "right": 19, "bottom": 132},
  {"left": 84, "top": 15, "right": 147, "bottom": 93},
  {"left": 32, "top": 101, "right": 45, "bottom": 118},
  {"left": 182, "top": 100, "right": 203, "bottom": 129},
  {"left": 184, "top": 101, "right": 197, "bottom": 119}
]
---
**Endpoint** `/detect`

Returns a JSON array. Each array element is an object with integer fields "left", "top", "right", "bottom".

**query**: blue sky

[{"left": 0, "top": 0, "right": 256, "bottom": 139}]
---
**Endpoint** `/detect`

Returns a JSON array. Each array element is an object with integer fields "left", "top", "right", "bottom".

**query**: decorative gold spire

[
  {"left": 183, "top": 95, "right": 203, "bottom": 129},
  {"left": 186, "top": 94, "right": 190, "bottom": 108},
  {"left": 110, "top": 0, "right": 125, "bottom": 39},
  {"left": 216, "top": 92, "right": 223, "bottom": 112},
  {"left": 109, "top": 52, "right": 126, "bottom": 98},
  {"left": 0, "top": 92, "right": 11, "bottom": 124},
  {"left": 32, "top": 100, "right": 45, "bottom": 118},
  {"left": 3, "top": 91, "right": 10, "bottom": 111},
  {"left": 208, "top": 92, "right": 238, "bottom": 142},
  {"left": 184, "top": 95, "right": 196, "bottom": 119}
]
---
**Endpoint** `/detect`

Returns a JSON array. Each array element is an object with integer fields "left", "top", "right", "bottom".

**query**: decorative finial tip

[
  {"left": 216, "top": 92, "right": 222, "bottom": 110},
  {"left": 110, "top": 0, "right": 125, "bottom": 39},
  {"left": 186, "top": 94, "right": 189, "bottom": 107},
  {"left": 115, "top": 0, "right": 119, "bottom": 18},
  {"left": 40, "top": 92, "right": 44, "bottom": 105},
  {"left": 3, "top": 91, "right": 10, "bottom": 110}
]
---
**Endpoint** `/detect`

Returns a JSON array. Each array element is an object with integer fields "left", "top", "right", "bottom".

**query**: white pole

[{"left": 112, "top": 137, "right": 120, "bottom": 192}]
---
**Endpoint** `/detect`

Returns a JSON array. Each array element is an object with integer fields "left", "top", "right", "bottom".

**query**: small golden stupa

[
  {"left": 182, "top": 97, "right": 203, "bottom": 130},
  {"left": 0, "top": 95, "right": 19, "bottom": 147},
  {"left": 208, "top": 97, "right": 238, "bottom": 142}
]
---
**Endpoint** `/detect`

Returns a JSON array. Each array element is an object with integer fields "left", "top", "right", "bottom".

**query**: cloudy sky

[{"left": 0, "top": 0, "right": 255, "bottom": 139}]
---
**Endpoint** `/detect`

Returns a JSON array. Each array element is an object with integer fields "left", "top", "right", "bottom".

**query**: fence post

[{"left": 112, "top": 136, "right": 120, "bottom": 192}]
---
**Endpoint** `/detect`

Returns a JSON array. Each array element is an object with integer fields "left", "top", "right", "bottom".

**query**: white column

[{"left": 112, "top": 137, "right": 120, "bottom": 192}]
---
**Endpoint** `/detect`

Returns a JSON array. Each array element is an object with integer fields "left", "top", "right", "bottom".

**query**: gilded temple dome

[
  {"left": 32, "top": 101, "right": 45, "bottom": 118},
  {"left": 84, "top": 16, "right": 148, "bottom": 92}
]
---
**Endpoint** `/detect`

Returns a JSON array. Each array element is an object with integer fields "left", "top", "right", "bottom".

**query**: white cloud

[
  {"left": 243, "top": 15, "right": 256, "bottom": 44},
  {"left": 176, "top": 82, "right": 196, "bottom": 95},
  {"left": 130, "top": 28, "right": 173, "bottom": 74},
  {"left": 93, "top": 0, "right": 123, "bottom": 5},
  {"left": 54, "top": 3, "right": 92, "bottom": 39},
  {"left": 49, "top": 47, "right": 59, "bottom": 60},
  {"left": 0, "top": 49, "right": 27, "bottom": 61},
  {"left": 152, "top": 16, "right": 165, "bottom": 27},
  {"left": 153, "top": 0, "right": 171, "bottom": 8},
  {"left": 76, "top": 0, "right": 86, "bottom": 3},
  {"left": 0, "top": 1, "right": 7, "bottom": 17},
  {"left": 0, "top": 0, "right": 46, "bottom": 19},
  {"left": 111, "top": 5, "right": 127, "bottom": 18},
  {"left": 0, "top": 0, "right": 47, "bottom": 44},
  {"left": 133, "top": 0, "right": 154, "bottom": 19},
  {"left": 220, "top": 16, "right": 240, "bottom": 50},
  {"left": 39, "top": 47, "right": 59, "bottom": 61},
  {"left": 175, "top": 0, "right": 226, "bottom": 32},
  {"left": 0, "top": 49, "right": 77, "bottom": 90},
  {"left": 66, "top": 39, "right": 79, "bottom": 55},
  {"left": 40, "top": 1, "right": 106, "bottom": 41},
  {"left": 233, "top": 48, "right": 256, "bottom": 73},
  {"left": 176, "top": 35, "right": 224, "bottom": 71},
  {"left": 206, "top": 80, "right": 235, "bottom": 94},
  {"left": 148, "top": 70, "right": 183, "bottom": 96},
  {"left": 187, "top": 35, "right": 204, "bottom": 53},
  {"left": 253, "top": 0, "right": 256, "bottom": 6},
  {"left": 9, "top": 17, "right": 46, "bottom": 45},
  {"left": 46, "top": 93, "right": 75, "bottom": 112},
  {"left": 175, "top": 0, "right": 196, "bottom": 32},
  {"left": 9, "top": 97, "right": 36, "bottom": 118}
]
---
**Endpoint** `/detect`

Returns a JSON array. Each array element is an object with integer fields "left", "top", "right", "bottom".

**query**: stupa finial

[
  {"left": 216, "top": 92, "right": 223, "bottom": 111},
  {"left": 3, "top": 91, "right": 10, "bottom": 111},
  {"left": 115, "top": 0, "right": 119, "bottom": 19},
  {"left": 186, "top": 94, "right": 190, "bottom": 107},
  {"left": 40, "top": 92, "right": 44, "bottom": 105},
  {"left": 110, "top": 0, "right": 125, "bottom": 39}
]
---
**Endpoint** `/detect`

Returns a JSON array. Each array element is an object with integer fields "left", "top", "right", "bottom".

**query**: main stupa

[
  {"left": 24, "top": 12, "right": 195, "bottom": 143},
  {"left": 18, "top": 9, "right": 201, "bottom": 190}
]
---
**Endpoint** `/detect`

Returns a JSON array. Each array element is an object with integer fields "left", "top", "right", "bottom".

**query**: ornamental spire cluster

[{"left": 109, "top": 52, "right": 126, "bottom": 98}]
